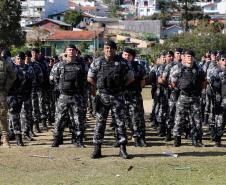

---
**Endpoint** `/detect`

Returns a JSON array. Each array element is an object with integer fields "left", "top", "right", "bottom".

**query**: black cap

[
  {"left": 184, "top": 50, "right": 195, "bottom": 57},
  {"left": 31, "top": 48, "right": 40, "bottom": 53},
  {"left": 217, "top": 50, "right": 225, "bottom": 56},
  {"left": 16, "top": 52, "right": 25, "bottom": 60},
  {"left": 104, "top": 39, "right": 117, "bottom": 49},
  {"left": 166, "top": 50, "right": 174, "bottom": 56},
  {"left": 1, "top": 48, "right": 11, "bottom": 58},
  {"left": 210, "top": 50, "right": 217, "bottom": 56},
  {"left": 175, "top": 48, "right": 183, "bottom": 54},
  {"left": 123, "top": 47, "right": 136, "bottom": 57},
  {"left": 65, "top": 44, "right": 77, "bottom": 50},
  {"left": 219, "top": 54, "right": 226, "bottom": 59},
  {"left": 25, "top": 50, "right": 32, "bottom": 58}
]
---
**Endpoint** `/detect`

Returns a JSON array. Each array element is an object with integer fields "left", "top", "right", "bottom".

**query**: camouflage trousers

[
  {"left": 173, "top": 95, "right": 202, "bottom": 139},
  {"left": 31, "top": 88, "right": 47, "bottom": 123},
  {"left": 53, "top": 94, "right": 84, "bottom": 139},
  {"left": 7, "top": 95, "right": 32, "bottom": 134},
  {"left": 166, "top": 90, "right": 179, "bottom": 129},
  {"left": 93, "top": 93, "right": 127, "bottom": 145},
  {"left": 0, "top": 94, "right": 8, "bottom": 133},
  {"left": 125, "top": 92, "right": 145, "bottom": 138},
  {"left": 45, "top": 89, "right": 55, "bottom": 123},
  {"left": 20, "top": 97, "right": 33, "bottom": 134}
]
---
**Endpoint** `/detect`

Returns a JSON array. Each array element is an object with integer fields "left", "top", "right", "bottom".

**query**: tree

[
  {"left": 0, "top": 0, "right": 25, "bottom": 48},
  {"left": 77, "top": 41, "right": 89, "bottom": 53},
  {"left": 153, "top": 20, "right": 226, "bottom": 59},
  {"left": 64, "top": 10, "right": 83, "bottom": 27},
  {"left": 26, "top": 27, "right": 50, "bottom": 47}
]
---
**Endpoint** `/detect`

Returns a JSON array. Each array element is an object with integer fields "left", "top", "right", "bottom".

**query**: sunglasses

[{"left": 221, "top": 58, "right": 225, "bottom": 61}]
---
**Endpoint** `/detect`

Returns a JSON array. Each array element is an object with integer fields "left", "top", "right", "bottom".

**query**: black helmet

[{"left": 104, "top": 39, "right": 117, "bottom": 49}]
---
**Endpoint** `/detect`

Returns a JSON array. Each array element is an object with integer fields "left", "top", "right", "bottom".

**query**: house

[
  {"left": 162, "top": 25, "right": 183, "bottom": 38},
  {"left": 26, "top": 18, "right": 72, "bottom": 33},
  {"left": 20, "top": 0, "right": 69, "bottom": 27},
  {"left": 135, "top": 0, "right": 159, "bottom": 17},
  {"left": 44, "top": 30, "right": 104, "bottom": 55},
  {"left": 202, "top": 3, "right": 218, "bottom": 14}
]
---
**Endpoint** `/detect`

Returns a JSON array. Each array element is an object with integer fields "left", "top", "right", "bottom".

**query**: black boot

[
  {"left": 76, "top": 136, "right": 85, "bottom": 148},
  {"left": 215, "top": 137, "right": 221, "bottom": 147},
  {"left": 91, "top": 144, "right": 102, "bottom": 159},
  {"left": 34, "top": 122, "right": 42, "bottom": 133},
  {"left": 15, "top": 134, "right": 25, "bottom": 146},
  {"left": 119, "top": 145, "right": 129, "bottom": 159},
  {"left": 174, "top": 136, "right": 181, "bottom": 147},
  {"left": 52, "top": 136, "right": 60, "bottom": 147},
  {"left": 158, "top": 123, "right": 166, "bottom": 137},
  {"left": 42, "top": 120, "right": 48, "bottom": 131},
  {"left": 165, "top": 128, "right": 172, "bottom": 141},
  {"left": 133, "top": 137, "right": 139, "bottom": 147},
  {"left": 139, "top": 137, "right": 148, "bottom": 147},
  {"left": 59, "top": 134, "right": 63, "bottom": 145},
  {"left": 192, "top": 136, "right": 203, "bottom": 147}
]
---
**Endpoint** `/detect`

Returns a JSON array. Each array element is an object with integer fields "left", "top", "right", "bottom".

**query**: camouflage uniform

[
  {"left": 171, "top": 62, "right": 205, "bottom": 146},
  {"left": 163, "top": 61, "right": 180, "bottom": 139},
  {"left": 88, "top": 55, "right": 134, "bottom": 145},
  {"left": 0, "top": 57, "right": 16, "bottom": 146},
  {"left": 51, "top": 58, "right": 86, "bottom": 147},
  {"left": 30, "top": 59, "right": 44, "bottom": 131},
  {"left": 208, "top": 66, "right": 226, "bottom": 145},
  {"left": 8, "top": 64, "right": 34, "bottom": 135},
  {"left": 125, "top": 60, "right": 146, "bottom": 145}
]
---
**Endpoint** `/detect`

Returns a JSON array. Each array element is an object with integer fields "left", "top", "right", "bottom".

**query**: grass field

[{"left": 1, "top": 87, "right": 226, "bottom": 185}]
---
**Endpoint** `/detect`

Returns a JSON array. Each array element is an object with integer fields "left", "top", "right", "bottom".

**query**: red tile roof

[
  {"left": 79, "top": 6, "right": 97, "bottom": 11},
  {"left": 46, "top": 31, "right": 101, "bottom": 41}
]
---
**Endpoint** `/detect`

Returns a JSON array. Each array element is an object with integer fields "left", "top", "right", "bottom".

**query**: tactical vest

[
  {"left": 178, "top": 64, "right": 202, "bottom": 96},
  {"left": 127, "top": 61, "right": 143, "bottom": 93},
  {"left": 59, "top": 62, "right": 84, "bottom": 95},
  {"left": 0, "top": 60, "right": 7, "bottom": 91},
  {"left": 97, "top": 57, "right": 125, "bottom": 94},
  {"left": 221, "top": 72, "right": 226, "bottom": 98}
]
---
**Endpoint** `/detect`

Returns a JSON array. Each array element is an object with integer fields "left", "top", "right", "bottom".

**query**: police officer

[
  {"left": 7, "top": 52, "right": 34, "bottom": 145},
  {"left": 0, "top": 48, "right": 16, "bottom": 147},
  {"left": 170, "top": 50, "right": 206, "bottom": 147},
  {"left": 51, "top": 44, "right": 86, "bottom": 147},
  {"left": 122, "top": 48, "right": 147, "bottom": 147},
  {"left": 208, "top": 54, "right": 226, "bottom": 146},
  {"left": 87, "top": 40, "right": 134, "bottom": 159}
]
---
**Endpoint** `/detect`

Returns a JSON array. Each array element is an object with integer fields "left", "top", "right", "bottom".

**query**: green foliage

[
  {"left": 64, "top": 10, "right": 83, "bottom": 27},
  {"left": 103, "top": 0, "right": 111, "bottom": 4},
  {"left": 117, "top": 40, "right": 126, "bottom": 52},
  {"left": 77, "top": 41, "right": 90, "bottom": 53},
  {"left": 140, "top": 32, "right": 159, "bottom": 42},
  {"left": 108, "top": 4, "right": 121, "bottom": 18},
  {"left": 152, "top": 20, "right": 226, "bottom": 59},
  {"left": 0, "top": 0, "right": 25, "bottom": 48},
  {"left": 11, "top": 45, "right": 30, "bottom": 57}
]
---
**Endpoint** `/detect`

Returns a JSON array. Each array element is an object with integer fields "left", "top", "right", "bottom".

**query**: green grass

[{"left": 0, "top": 87, "right": 226, "bottom": 185}]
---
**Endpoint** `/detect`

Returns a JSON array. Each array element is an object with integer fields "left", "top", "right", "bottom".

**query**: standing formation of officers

[
  {"left": 0, "top": 39, "right": 225, "bottom": 159},
  {"left": 150, "top": 49, "right": 226, "bottom": 148}
]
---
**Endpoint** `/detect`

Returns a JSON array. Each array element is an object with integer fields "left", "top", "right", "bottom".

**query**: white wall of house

[
  {"left": 20, "top": 0, "right": 69, "bottom": 27},
  {"left": 135, "top": 0, "right": 159, "bottom": 17},
  {"left": 217, "top": 1, "right": 226, "bottom": 14}
]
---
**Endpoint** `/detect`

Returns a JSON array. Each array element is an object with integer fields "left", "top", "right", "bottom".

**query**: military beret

[
  {"left": 123, "top": 47, "right": 136, "bottom": 57},
  {"left": 104, "top": 39, "right": 117, "bottom": 49},
  {"left": 25, "top": 51, "right": 32, "bottom": 58},
  {"left": 160, "top": 51, "right": 167, "bottom": 56},
  {"left": 16, "top": 52, "right": 25, "bottom": 60},
  {"left": 31, "top": 48, "right": 40, "bottom": 53},
  {"left": 184, "top": 50, "right": 195, "bottom": 57},
  {"left": 65, "top": 44, "right": 77, "bottom": 50},
  {"left": 166, "top": 50, "right": 174, "bottom": 56},
  {"left": 174, "top": 48, "right": 183, "bottom": 54}
]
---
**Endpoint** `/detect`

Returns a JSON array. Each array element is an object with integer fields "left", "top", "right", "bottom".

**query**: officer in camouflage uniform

[
  {"left": 51, "top": 44, "right": 86, "bottom": 147},
  {"left": 0, "top": 49, "right": 17, "bottom": 147},
  {"left": 208, "top": 54, "right": 226, "bottom": 146},
  {"left": 88, "top": 40, "right": 134, "bottom": 159},
  {"left": 30, "top": 48, "right": 44, "bottom": 133},
  {"left": 7, "top": 52, "right": 34, "bottom": 145},
  {"left": 122, "top": 48, "right": 147, "bottom": 147},
  {"left": 160, "top": 48, "right": 182, "bottom": 141},
  {"left": 170, "top": 50, "right": 206, "bottom": 147}
]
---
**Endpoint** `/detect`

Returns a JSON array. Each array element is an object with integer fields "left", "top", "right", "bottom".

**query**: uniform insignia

[
  {"left": 192, "top": 69, "right": 196, "bottom": 73},
  {"left": 115, "top": 62, "right": 119, "bottom": 66}
]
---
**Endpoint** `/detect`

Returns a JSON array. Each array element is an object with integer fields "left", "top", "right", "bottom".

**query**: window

[
  {"left": 144, "top": 1, "right": 148, "bottom": 6},
  {"left": 37, "top": 7, "right": 42, "bottom": 12}
]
